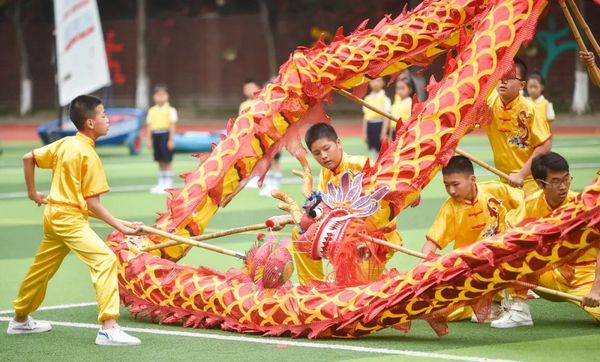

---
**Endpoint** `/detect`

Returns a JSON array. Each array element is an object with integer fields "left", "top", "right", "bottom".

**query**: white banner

[{"left": 54, "top": 0, "right": 110, "bottom": 106}]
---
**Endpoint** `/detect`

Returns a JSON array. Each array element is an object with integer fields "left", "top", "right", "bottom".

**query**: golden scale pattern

[{"left": 106, "top": 0, "right": 600, "bottom": 338}]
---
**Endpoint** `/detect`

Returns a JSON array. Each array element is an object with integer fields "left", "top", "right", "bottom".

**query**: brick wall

[{"left": 0, "top": 5, "right": 598, "bottom": 112}]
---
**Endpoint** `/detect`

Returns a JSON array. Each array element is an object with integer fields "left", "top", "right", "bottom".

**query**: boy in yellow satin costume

[
  {"left": 484, "top": 59, "right": 552, "bottom": 195},
  {"left": 422, "top": 156, "right": 526, "bottom": 325},
  {"left": 6, "top": 95, "right": 144, "bottom": 346},
  {"left": 508, "top": 152, "right": 600, "bottom": 322},
  {"left": 292, "top": 123, "right": 401, "bottom": 284}
]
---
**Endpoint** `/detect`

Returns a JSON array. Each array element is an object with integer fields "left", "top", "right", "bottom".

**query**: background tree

[
  {"left": 258, "top": 0, "right": 278, "bottom": 78},
  {"left": 3, "top": 0, "right": 32, "bottom": 115},
  {"left": 135, "top": 0, "right": 149, "bottom": 110},
  {"left": 571, "top": 0, "right": 589, "bottom": 114}
]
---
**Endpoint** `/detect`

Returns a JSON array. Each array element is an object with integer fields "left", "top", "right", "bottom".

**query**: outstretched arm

[
  {"left": 86, "top": 196, "right": 143, "bottom": 235},
  {"left": 23, "top": 152, "right": 46, "bottom": 206},
  {"left": 508, "top": 138, "right": 552, "bottom": 188}
]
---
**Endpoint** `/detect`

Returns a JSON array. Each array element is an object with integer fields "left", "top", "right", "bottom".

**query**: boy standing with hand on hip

[{"left": 7, "top": 95, "right": 144, "bottom": 346}]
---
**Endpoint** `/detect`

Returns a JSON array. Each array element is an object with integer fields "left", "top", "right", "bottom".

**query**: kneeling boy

[
  {"left": 423, "top": 156, "right": 528, "bottom": 326},
  {"left": 293, "top": 123, "right": 401, "bottom": 284},
  {"left": 509, "top": 152, "right": 600, "bottom": 321}
]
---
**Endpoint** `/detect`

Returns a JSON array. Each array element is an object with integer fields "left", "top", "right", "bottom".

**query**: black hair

[
  {"left": 397, "top": 76, "right": 416, "bottom": 98},
  {"left": 514, "top": 57, "right": 528, "bottom": 80},
  {"left": 305, "top": 123, "right": 338, "bottom": 150},
  {"left": 531, "top": 152, "right": 569, "bottom": 181},
  {"left": 69, "top": 95, "right": 102, "bottom": 131},
  {"left": 442, "top": 155, "right": 474, "bottom": 176},
  {"left": 153, "top": 83, "right": 168, "bottom": 94},
  {"left": 527, "top": 70, "right": 545, "bottom": 86}
]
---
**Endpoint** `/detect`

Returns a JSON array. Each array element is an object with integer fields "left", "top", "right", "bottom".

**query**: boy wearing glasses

[
  {"left": 505, "top": 152, "right": 600, "bottom": 324},
  {"left": 484, "top": 58, "right": 552, "bottom": 195}
]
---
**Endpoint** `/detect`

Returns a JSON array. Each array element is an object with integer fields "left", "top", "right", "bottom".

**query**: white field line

[
  {"left": 0, "top": 312, "right": 516, "bottom": 362},
  {"left": 3, "top": 161, "right": 600, "bottom": 200},
  {"left": 0, "top": 178, "right": 302, "bottom": 200},
  {"left": 0, "top": 302, "right": 97, "bottom": 315}
]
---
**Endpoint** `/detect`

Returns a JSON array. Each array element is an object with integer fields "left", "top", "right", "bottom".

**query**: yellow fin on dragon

[{"left": 106, "top": 0, "right": 600, "bottom": 338}]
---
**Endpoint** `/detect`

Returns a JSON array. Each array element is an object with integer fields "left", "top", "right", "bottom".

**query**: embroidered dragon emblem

[
  {"left": 508, "top": 109, "right": 531, "bottom": 149},
  {"left": 481, "top": 196, "right": 502, "bottom": 238}
]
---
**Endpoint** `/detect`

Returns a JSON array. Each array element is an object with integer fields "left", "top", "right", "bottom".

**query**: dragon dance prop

[
  {"left": 106, "top": 0, "right": 600, "bottom": 338},
  {"left": 559, "top": 0, "right": 600, "bottom": 85}
]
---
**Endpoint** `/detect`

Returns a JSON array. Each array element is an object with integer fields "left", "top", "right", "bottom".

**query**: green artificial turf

[{"left": 1, "top": 135, "right": 598, "bottom": 361}]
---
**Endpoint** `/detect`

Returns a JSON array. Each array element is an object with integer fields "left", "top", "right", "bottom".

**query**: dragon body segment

[
  {"left": 104, "top": 0, "right": 600, "bottom": 338},
  {"left": 109, "top": 179, "right": 599, "bottom": 338}
]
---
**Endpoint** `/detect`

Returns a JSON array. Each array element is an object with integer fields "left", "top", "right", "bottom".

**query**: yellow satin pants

[
  {"left": 13, "top": 204, "right": 120, "bottom": 323},
  {"left": 538, "top": 265, "right": 600, "bottom": 322}
]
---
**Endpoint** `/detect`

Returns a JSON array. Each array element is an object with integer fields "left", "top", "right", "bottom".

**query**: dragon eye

[{"left": 310, "top": 206, "right": 323, "bottom": 220}]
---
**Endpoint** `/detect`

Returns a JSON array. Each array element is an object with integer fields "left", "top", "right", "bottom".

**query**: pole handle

[{"left": 117, "top": 219, "right": 246, "bottom": 259}]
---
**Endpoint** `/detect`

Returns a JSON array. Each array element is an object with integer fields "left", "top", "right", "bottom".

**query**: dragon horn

[
  {"left": 292, "top": 154, "right": 314, "bottom": 198},
  {"left": 271, "top": 190, "right": 303, "bottom": 224}
]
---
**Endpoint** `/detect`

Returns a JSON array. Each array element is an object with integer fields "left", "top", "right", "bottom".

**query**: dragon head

[
  {"left": 298, "top": 172, "right": 389, "bottom": 259},
  {"left": 275, "top": 170, "right": 390, "bottom": 285}
]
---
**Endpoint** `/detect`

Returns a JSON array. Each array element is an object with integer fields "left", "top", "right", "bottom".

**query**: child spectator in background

[
  {"left": 526, "top": 71, "right": 555, "bottom": 130},
  {"left": 238, "top": 78, "right": 282, "bottom": 195},
  {"left": 259, "top": 78, "right": 282, "bottom": 197},
  {"left": 390, "top": 76, "right": 416, "bottom": 139},
  {"left": 240, "top": 79, "right": 261, "bottom": 189},
  {"left": 239, "top": 79, "right": 260, "bottom": 115},
  {"left": 146, "top": 84, "right": 178, "bottom": 194},
  {"left": 362, "top": 78, "right": 390, "bottom": 159}
]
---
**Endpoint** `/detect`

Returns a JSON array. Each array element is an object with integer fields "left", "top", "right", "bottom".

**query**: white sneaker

[
  {"left": 162, "top": 176, "right": 174, "bottom": 190},
  {"left": 246, "top": 176, "right": 259, "bottom": 189},
  {"left": 490, "top": 301, "right": 533, "bottom": 328},
  {"left": 259, "top": 186, "right": 273, "bottom": 197},
  {"left": 95, "top": 325, "right": 141, "bottom": 346},
  {"left": 149, "top": 185, "right": 166, "bottom": 194},
  {"left": 6, "top": 317, "right": 52, "bottom": 335},
  {"left": 271, "top": 171, "right": 282, "bottom": 190},
  {"left": 470, "top": 302, "right": 507, "bottom": 323}
]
